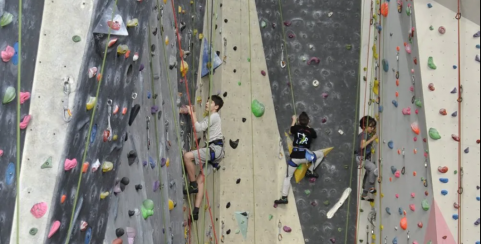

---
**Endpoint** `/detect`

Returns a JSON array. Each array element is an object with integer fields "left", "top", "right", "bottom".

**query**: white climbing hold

[
  {"left": 313, "top": 80, "right": 320, "bottom": 87},
  {"left": 328, "top": 12, "right": 333, "bottom": 17},
  {"left": 338, "top": 130, "right": 344, "bottom": 135}
]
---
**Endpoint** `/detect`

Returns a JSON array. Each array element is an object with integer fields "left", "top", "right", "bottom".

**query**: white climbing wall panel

[
  {"left": 9, "top": 1, "right": 94, "bottom": 243},
  {"left": 413, "top": 0, "right": 481, "bottom": 242},
  {"left": 214, "top": 0, "right": 304, "bottom": 243}
]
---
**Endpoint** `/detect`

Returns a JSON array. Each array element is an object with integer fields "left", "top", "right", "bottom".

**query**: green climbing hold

[
  {"left": 304, "top": 189, "right": 311, "bottom": 195},
  {"left": 345, "top": 44, "right": 352, "bottom": 50},
  {"left": 41, "top": 156, "right": 53, "bottom": 169},
  {"left": 429, "top": 128, "right": 441, "bottom": 140},
  {"left": 382, "top": 59, "right": 389, "bottom": 72},
  {"left": 141, "top": 199, "right": 155, "bottom": 219},
  {"left": 427, "top": 241, "right": 432, "bottom": 244},
  {"left": 251, "top": 99, "right": 265, "bottom": 117},
  {"left": 238, "top": 81, "right": 241, "bottom": 86},
  {"left": 247, "top": 58, "right": 250, "bottom": 62},
  {"left": 359, "top": 239, "right": 364, "bottom": 243},
  {"left": 268, "top": 214, "right": 273, "bottom": 221},
  {"left": 454, "top": 170, "right": 457, "bottom": 174},
  {"left": 406, "top": 7, "right": 411, "bottom": 16},
  {"left": 415, "top": 99, "right": 422, "bottom": 108},
  {"left": 235, "top": 229, "right": 240, "bottom": 234},
  {"left": 323, "top": 200, "right": 330, "bottom": 206},
  {"left": 29, "top": 228, "right": 38, "bottom": 235},
  {"left": 260, "top": 21, "right": 267, "bottom": 28},
  {"left": 429, "top": 26, "right": 434, "bottom": 30},
  {"left": 428, "top": 57, "right": 437, "bottom": 69},
  {"left": 72, "top": 35, "right": 81, "bottom": 42},
  {"left": 421, "top": 199, "right": 430, "bottom": 211},
  {"left": 0, "top": 12, "right": 13, "bottom": 27},
  {"left": 3, "top": 86, "right": 16, "bottom": 104},
  {"left": 360, "top": 209, "right": 364, "bottom": 212},
  {"left": 344, "top": 165, "right": 349, "bottom": 169},
  {"left": 338, "top": 228, "right": 342, "bottom": 232}
]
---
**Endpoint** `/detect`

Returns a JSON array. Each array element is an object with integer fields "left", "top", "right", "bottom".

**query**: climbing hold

[
  {"left": 477, "top": 55, "right": 481, "bottom": 62},
  {"left": 92, "top": 159, "right": 101, "bottom": 172},
  {"left": 451, "top": 111, "right": 457, "bottom": 117},
  {"left": 229, "top": 139, "right": 239, "bottom": 149},
  {"left": 422, "top": 200, "right": 430, "bottom": 211},
  {"left": 386, "top": 207, "right": 391, "bottom": 215},
  {"left": 128, "top": 104, "right": 140, "bottom": 126},
  {"left": 451, "top": 87, "right": 457, "bottom": 94},
  {"left": 226, "top": 202, "right": 231, "bottom": 208},
  {"left": 388, "top": 141, "right": 394, "bottom": 149},
  {"left": 392, "top": 237, "right": 398, "bottom": 244},
  {"left": 307, "top": 57, "right": 320, "bottom": 65},
  {"left": 30, "top": 202, "right": 48, "bottom": 219},
  {"left": 29, "top": 228, "right": 38, "bottom": 235},
  {"left": 400, "top": 217, "right": 408, "bottom": 230},
  {"left": 41, "top": 156, "right": 53, "bottom": 169},
  {"left": 438, "top": 166, "right": 448, "bottom": 173},
  {"left": 438, "top": 26, "right": 446, "bottom": 34},
  {"left": 283, "top": 226, "right": 292, "bottom": 232},
  {"left": 117, "top": 45, "right": 129, "bottom": 55},
  {"left": 441, "top": 190, "right": 448, "bottom": 195},
  {"left": 453, "top": 65, "right": 457, "bottom": 69},
  {"left": 86, "top": 96, "right": 97, "bottom": 110},
  {"left": 464, "top": 147, "right": 469, "bottom": 153},
  {"left": 260, "top": 20, "right": 266, "bottom": 28},
  {"left": 88, "top": 67, "right": 97, "bottom": 78},
  {"left": 391, "top": 166, "right": 397, "bottom": 174},
  {"left": 141, "top": 199, "right": 154, "bottom": 219},
  {"left": 452, "top": 134, "right": 460, "bottom": 142},
  {"left": 411, "top": 122, "right": 420, "bottom": 135},
  {"left": 402, "top": 107, "right": 411, "bottom": 115},
  {"left": 394, "top": 170, "right": 401, "bottom": 178},
  {"left": 102, "top": 161, "right": 114, "bottom": 172},
  {"left": 48, "top": 221, "right": 61, "bottom": 238},
  {"left": 392, "top": 100, "right": 398, "bottom": 107},
  {"left": 100, "top": 192, "right": 110, "bottom": 199},
  {"left": 0, "top": 12, "right": 13, "bottom": 27},
  {"left": 64, "top": 158, "right": 78, "bottom": 171},
  {"left": 427, "top": 3, "right": 433, "bottom": 7},
  {"left": 405, "top": 43, "right": 412, "bottom": 54},
  {"left": 382, "top": 59, "right": 389, "bottom": 72},
  {"left": 410, "top": 192, "right": 415, "bottom": 198},
  {"left": 72, "top": 35, "right": 81, "bottom": 42},
  {"left": 168, "top": 199, "right": 175, "bottom": 210},
  {"left": 409, "top": 204, "right": 416, "bottom": 211},
  {"left": 418, "top": 222, "right": 423, "bottom": 228},
  {"left": 429, "top": 128, "right": 441, "bottom": 140},
  {"left": 251, "top": 100, "right": 265, "bottom": 117},
  {"left": 139, "top": 64, "right": 145, "bottom": 71},
  {"left": 428, "top": 57, "right": 437, "bottom": 69},
  {"left": 428, "top": 83, "right": 435, "bottom": 91},
  {"left": 414, "top": 99, "right": 422, "bottom": 108},
  {"left": 323, "top": 200, "right": 330, "bottom": 206},
  {"left": 440, "top": 178, "right": 449, "bottom": 183},
  {"left": 19, "top": 92, "right": 30, "bottom": 104},
  {"left": 381, "top": 2, "right": 389, "bottom": 17},
  {"left": 345, "top": 44, "right": 352, "bottom": 50},
  {"left": 126, "top": 18, "right": 138, "bottom": 27},
  {"left": 1, "top": 45, "right": 14, "bottom": 62},
  {"left": 3, "top": 86, "right": 16, "bottom": 104},
  {"left": 236, "top": 178, "right": 241, "bottom": 184},
  {"left": 60, "top": 195, "right": 66, "bottom": 204},
  {"left": 439, "top": 109, "right": 447, "bottom": 115}
]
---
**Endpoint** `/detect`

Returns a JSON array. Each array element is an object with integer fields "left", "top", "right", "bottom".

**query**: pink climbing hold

[
  {"left": 48, "top": 220, "right": 61, "bottom": 238},
  {"left": 20, "top": 92, "right": 30, "bottom": 104},
  {"left": 411, "top": 192, "right": 415, "bottom": 198},
  {"left": 322, "top": 93, "right": 329, "bottom": 98},
  {"left": 413, "top": 137, "right": 417, "bottom": 142},
  {"left": 283, "top": 21, "right": 291, "bottom": 26},
  {"left": 410, "top": 86, "right": 414, "bottom": 92},
  {"left": 1, "top": 45, "right": 15, "bottom": 62},
  {"left": 418, "top": 222, "right": 423, "bottom": 228},
  {"left": 438, "top": 26, "right": 446, "bottom": 34},
  {"left": 396, "top": 194, "right": 399, "bottom": 198},
  {"left": 404, "top": 43, "right": 412, "bottom": 54},
  {"left": 20, "top": 115, "right": 31, "bottom": 130},
  {"left": 30, "top": 202, "right": 48, "bottom": 219},
  {"left": 413, "top": 241, "right": 419, "bottom": 244},
  {"left": 307, "top": 57, "right": 320, "bottom": 65},
  {"left": 394, "top": 170, "right": 401, "bottom": 178},
  {"left": 64, "top": 158, "right": 78, "bottom": 171},
  {"left": 415, "top": 109, "right": 419, "bottom": 114},
  {"left": 261, "top": 70, "right": 266, "bottom": 76},
  {"left": 0, "top": 149, "right": 3, "bottom": 156},
  {"left": 283, "top": 226, "right": 292, "bottom": 232},
  {"left": 409, "top": 204, "right": 416, "bottom": 211},
  {"left": 402, "top": 107, "right": 411, "bottom": 115}
]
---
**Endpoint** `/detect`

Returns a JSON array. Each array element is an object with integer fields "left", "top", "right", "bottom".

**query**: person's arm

[
  {"left": 360, "top": 134, "right": 377, "bottom": 149},
  {"left": 194, "top": 113, "right": 219, "bottom": 132},
  {"left": 290, "top": 115, "right": 297, "bottom": 134}
]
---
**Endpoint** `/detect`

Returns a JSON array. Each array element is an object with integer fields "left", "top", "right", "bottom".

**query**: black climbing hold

[
  {"left": 226, "top": 202, "right": 231, "bottom": 208},
  {"left": 240, "top": 212, "right": 248, "bottom": 216},
  {"left": 151, "top": 44, "right": 156, "bottom": 52},
  {"left": 128, "top": 210, "right": 135, "bottom": 217},
  {"left": 233, "top": 46, "right": 237, "bottom": 51},
  {"left": 128, "top": 104, "right": 141, "bottom": 126},
  {"left": 127, "top": 150, "right": 138, "bottom": 166},
  {"left": 215, "top": 24, "right": 218, "bottom": 30},
  {"left": 236, "top": 178, "right": 241, "bottom": 184},
  {"left": 154, "top": 94, "right": 158, "bottom": 99},
  {"left": 226, "top": 229, "right": 231, "bottom": 235},
  {"left": 180, "top": 22, "right": 186, "bottom": 31},
  {"left": 120, "top": 184, "right": 126, "bottom": 192},
  {"left": 220, "top": 3, "right": 222, "bottom": 7},
  {"left": 157, "top": 111, "right": 162, "bottom": 120},
  {"left": 216, "top": 51, "right": 221, "bottom": 56},
  {"left": 124, "top": 132, "right": 128, "bottom": 141},
  {"left": 121, "top": 177, "right": 130, "bottom": 185},
  {"left": 135, "top": 184, "right": 142, "bottom": 191},
  {"left": 229, "top": 139, "right": 239, "bottom": 149},
  {"left": 152, "top": 28, "right": 158, "bottom": 35},
  {"left": 242, "top": 118, "right": 246, "bottom": 122},
  {"left": 115, "top": 228, "right": 125, "bottom": 237},
  {"left": 233, "top": 69, "right": 236, "bottom": 73},
  {"left": 223, "top": 92, "right": 227, "bottom": 97},
  {"left": 224, "top": 19, "right": 228, "bottom": 23}
]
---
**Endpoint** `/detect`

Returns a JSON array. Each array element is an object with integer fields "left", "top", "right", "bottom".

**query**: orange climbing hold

[
  {"left": 395, "top": 91, "right": 399, "bottom": 97},
  {"left": 397, "top": 149, "right": 401, "bottom": 155},
  {"left": 413, "top": 171, "right": 417, "bottom": 176},
  {"left": 396, "top": 46, "right": 400, "bottom": 51},
  {"left": 122, "top": 107, "right": 128, "bottom": 115},
  {"left": 396, "top": 79, "right": 399, "bottom": 86},
  {"left": 381, "top": 2, "right": 389, "bottom": 17},
  {"left": 389, "top": 177, "right": 392, "bottom": 182},
  {"left": 440, "top": 109, "right": 447, "bottom": 115},
  {"left": 61, "top": 195, "right": 66, "bottom": 204},
  {"left": 411, "top": 122, "right": 420, "bottom": 135},
  {"left": 82, "top": 162, "right": 89, "bottom": 173},
  {"left": 413, "top": 149, "right": 417, "bottom": 154}
]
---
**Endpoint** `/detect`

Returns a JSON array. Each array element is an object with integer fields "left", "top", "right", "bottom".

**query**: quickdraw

[
  {"left": 223, "top": 37, "right": 227, "bottom": 63},
  {"left": 278, "top": 221, "right": 283, "bottom": 241},
  {"left": 397, "top": 0, "right": 403, "bottom": 13},
  {"left": 423, "top": 160, "right": 429, "bottom": 187},
  {"left": 146, "top": 116, "right": 151, "bottom": 150},
  {"left": 280, "top": 43, "right": 286, "bottom": 68},
  {"left": 221, "top": 221, "right": 225, "bottom": 243},
  {"left": 63, "top": 80, "right": 72, "bottom": 122},
  {"left": 395, "top": 71, "right": 399, "bottom": 79},
  {"left": 103, "top": 99, "right": 113, "bottom": 142}
]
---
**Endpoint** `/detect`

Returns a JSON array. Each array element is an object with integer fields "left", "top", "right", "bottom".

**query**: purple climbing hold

[
  {"left": 465, "top": 147, "right": 470, "bottom": 153},
  {"left": 475, "top": 218, "right": 481, "bottom": 225},
  {"left": 451, "top": 87, "right": 457, "bottom": 93},
  {"left": 139, "top": 64, "right": 145, "bottom": 71},
  {"left": 322, "top": 93, "right": 329, "bottom": 98},
  {"left": 149, "top": 156, "right": 155, "bottom": 169},
  {"left": 307, "top": 57, "right": 320, "bottom": 65},
  {"left": 143, "top": 161, "right": 148, "bottom": 167},
  {"left": 476, "top": 55, "right": 480, "bottom": 62},
  {"left": 161, "top": 158, "right": 167, "bottom": 167},
  {"left": 283, "top": 226, "right": 292, "bottom": 232},
  {"left": 474, "top": 31, "right": 481, "bottom": 37},
  {"left": 151, "top": 106, "right": 159, "bottom": 114},
  {"left": 283, "top": 21, "right": 291, "bottom": 26},
  {"left": 153, "top": 180, "right": 160, "bottom": 192},
  {"left": 321, "top": 117, "right": 327, "bottom": 123}
]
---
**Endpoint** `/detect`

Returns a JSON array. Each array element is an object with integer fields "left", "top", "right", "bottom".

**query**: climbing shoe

[
  {"left": 369, "top": 188, "right": 377, "bottom": 194},
  {"left": 192, "top": 207, "right": 199, "bottom": 221},
  {"left": 274, "top": 197, "right": 288, "bottom": 205},
  {"left": 306, "top": 170, "right": 319, "bottom": 178},
  {"left": 361, "top": 196, "right": 375, "bottom": 202},
  {"left": 183, "top": 182, "right": 199, "bottom": 195}
]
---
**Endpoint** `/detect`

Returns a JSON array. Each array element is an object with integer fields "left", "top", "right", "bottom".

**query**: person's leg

[
  {"left": 362, "top": 159, "right": 377, "bottom": 201},
  {"left": 183, "top": 151, "right": 197, "bottom": 182},
  {"left": 308, "top": 150, "right": 325, "bottom": 174},
  {"left": 275, "top": 158, "right": 304, "bottom": 204},
  {"left": 183, "top": 147, "right": 209, "bottom": 194},
  {"left": 192, "top": 164, "right": 213, "bottom": 220}
]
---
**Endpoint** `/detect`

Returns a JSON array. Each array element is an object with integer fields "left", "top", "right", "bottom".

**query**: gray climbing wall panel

[
  {"left": 0, "top": 1, "right": 45, "bottom": 243},
  {"left": 255, "top": 0, "right": 361, "bottom": 242}
]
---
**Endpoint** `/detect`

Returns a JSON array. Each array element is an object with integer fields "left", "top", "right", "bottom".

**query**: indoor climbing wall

[
  {"left": 0, "top": 0, "right": 45, "bottom": 243},
  {"left": 255, "top": 0, "right": 362, "bottom": 243}
]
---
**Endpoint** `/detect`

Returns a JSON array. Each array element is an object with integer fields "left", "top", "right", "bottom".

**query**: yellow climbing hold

[
  {"left": 380, "top": 225, "right": 384, "bottom": 230},
  {"left": 165, "top": 158, "right": 170, "bottom": 167},
  {"left": 199, "top": 33, "right": 203, "bottom": 40},
  {"left": 113, "top": 134, "right": 118, "bottom": 141},
  {"left": 180, "top": 60, "right": 189, "bottom": 77},
  {"left": 126, "top": 18, "right": 138, "bottom": 27},
  {"left": 381, "top": 193, "right": 384, "bottom": 198},
  {"left": 86, "top": 96, "right": 97, "bottom": 111},
  {"left": 100, "top": 192, "right": 109, "bottom": 199},
  {"left": 370, "top": 201, "right": 375, "bottom": 207},
  {"left": 294, "top": 147, "right": 334, "bottom": 183},
  {"left": 165, "top": 36, "right": 169, "bottom": 45},
  {"left": 102, "top": 161, "right": 114, "bottom": 172},
  {"left": 163, "top": 0, "right": 167, "bottom": 3},
  {"left": 117, "top": 45, "right": 129, "bottom": 55},
  {"left": 372, "top": 78, "right": 379, "bottom": 95},
  {"left": 372, "top": 44, "right": 378, "bottom": 59},
  {"left": 196, "top": 96, "right": 202, "bottom": 104},
  {"left": 178, "top": 6, "right": 182, "bottom": 13},
  {"left": 193, "top": 29, "right": 198, "bottom": 36},
  {"left": 168, "top": 199, "right": 175, "bottom": 210}
]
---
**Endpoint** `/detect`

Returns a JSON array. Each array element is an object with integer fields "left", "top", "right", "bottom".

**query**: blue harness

[
  {"left": 288, "top": 147, "right": 317, "bottom": 167},
  {"left": 208, "top": 139, "right": 224, "bottom": 169}
]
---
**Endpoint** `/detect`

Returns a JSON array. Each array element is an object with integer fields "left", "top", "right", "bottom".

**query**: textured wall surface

[
  {"left": 0, "top": 1, "right": 44, "bottom": 243},
  {"left": 255, "top": 0, "right": 361, "bottom": 242}
]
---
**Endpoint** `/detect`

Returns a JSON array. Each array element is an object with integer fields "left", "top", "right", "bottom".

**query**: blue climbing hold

[
  {"left": 477, "top": 196, "right": 480, "bottom": 201},
  {"left": 90, "top": 124, "right": 97, "bottom": 145},
  {"left": 143, "top": 160, "right": 148, "bottom": 167},
  {"left": 477, "top": 44, "right": 480, "bottom": 49},
  {"left": 386, "top": 207, "right": 391, "bottom": 215},
  {"left": 464, "top": 147, "right": 469, "bottom": 153},
  {"left": 451, "top": 88, "right": 457, "bottom": 93},
  {"left": 392, "top": 237, "right": 398, "bottom": 244},
  {"left": 453, "top": 214, "right": 459, "bottom": 220},
  {"left": 147, "top": 91, "right": 152, "bottom": 99},
  {"left": 6, "top": 163, "right": 15, "bottom": 186},
  {"left": 441, "top": 190, "right": 448, "bottom": 195},
  {"left": 85, "top": 227, "right": 92, "bottom": 244},
  {"left": 391, "top": 166, "right": 397, "bottom": 174},
  {"left": 149, "top": 156, "right": 155, "bottom": 169},
  {"left": 388, "top": 141, "right": 394, "bottom": 149},
  {"left": 398, "top": 207, "right": 403, "bottom": 215},
  {"left": 392, "top": 100, "right": 398, "bottom": 107},
  {"left": 427, "top": 3, "right": 433, "bottom": 8},
  {"left": 439, "top": 178, "right": 449, "bottom": 183},
  {"left": 476, "top": 241, "right": 480, "bottom": 244},
  {"left": 453, "top": 65, "right": 457, "bottom": 69},
  {"left": 451, "top": 111, "right": 457, "bottom": 117},
  {"left": 382, "top": 59, "right": 389, "bottom": 72},
  {"left": 379, "top": 105, "right": 383, "bottom": 113},
  {"left": 12, "top": 43, "right": 19, "bottom": 66},
  {"left": 376, "top": 24, "right": 382, "bottom": 32}
]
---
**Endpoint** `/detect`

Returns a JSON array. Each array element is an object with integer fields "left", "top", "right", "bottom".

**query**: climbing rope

[
  {"left": 455, "top": 0, "right": 463, "bottom": 242},
  {"left": 64, "top": 1, "right": 118, "bottom": 242},
  {"left": 168, "top": 0, "right": 219, "bottom": 242},
  {"left": 15, "top": 0, "right": 23, "bottom": 242},
  {"left": 147, "top": 9, "right": 168, "bottom": 242}
]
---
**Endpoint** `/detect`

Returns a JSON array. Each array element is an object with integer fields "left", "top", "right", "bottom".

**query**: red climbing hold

[
  {"left": 413, "top": 57, "right": 418, "bottom": 65},
  {"left": 438, "top": 166, "right": 448, "bottom": 173},
  {"left": 453, "top": 203, "right": 460, "bottom": 209},
  {"left": 439, "top": 109, "right": 447, "bottom": 115},
  {"left": 418, "top": 222, "right": 423, "bottom": 228},
  {"left": 428, "top": 83, "right": 435, "bottom": 91},
  {"left": 307, "top": 57, "right": 320, "bottom": 65},
  {"left": 381, "top": 3, "right": 389, "bottom": 17},
  {"left": 477, "top": 139, "right": 480, "bottom": 144},
  {"left": 400, "top": 217, "right": 408, "bottom": 230},
  {"left": 107, "top": 21, "right": 121, "bottom": 30},
  {"left": 283, "top": 21, "right": 291, "bottom": 26},
  {"left": 452, "top": 134, "right": 460, "bottom": 142},
  {"left": 261, "top": 70, "right": 266, "bottom": 76}
]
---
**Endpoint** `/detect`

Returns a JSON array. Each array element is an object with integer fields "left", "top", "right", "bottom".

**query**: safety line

[
  {"left": 169, "top": 0, "right": 219, "bottom": 242},
  {"left": 15, "top": 0, "right": 23, "bottom": 242},
  {"left": 147, "top": 16, "right": 169, "bottom": 244},
  {"left": 276, "top": 0, "right": 297, "bottom": 116},
  {"left": 456, "top": 0, "right": 462, "bottom": 242},
  {"left": 64, "top": 1, "right": 118, "bottom": 243}
]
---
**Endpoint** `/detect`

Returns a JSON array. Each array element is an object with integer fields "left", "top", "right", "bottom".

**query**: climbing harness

[
  {"left": 146, "top": 116, "right": 151, "bottom": 150},
  {"left": 280, "top": 43, "right": 286, "bottom": 68},
  {"left": 278, "top": 220, "right": 283, "bottom": 241},
  {"left": 63, "top": 80, "right": 73, "bottom": 122},
  {"left": 103, "top": 99, "right": 113, "bottom": 142}
]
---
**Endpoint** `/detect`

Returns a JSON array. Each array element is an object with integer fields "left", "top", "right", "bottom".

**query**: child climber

[
  {"left": 275, "top": 112, "right": 325, "bottom": 205},
  {"left": 183, "top": 95, "right": 225, "bottom": 220},
  {"left": 355, "top": 116, "right": 379, "bottom": 201}
]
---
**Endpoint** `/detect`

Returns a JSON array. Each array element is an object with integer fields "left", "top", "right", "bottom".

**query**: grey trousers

[{"left": 357, "top": 156, "right": 378, "bottom": 196}]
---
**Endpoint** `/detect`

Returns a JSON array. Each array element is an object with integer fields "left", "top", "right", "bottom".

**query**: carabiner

[
  {"left": 278, "top": 221, "right": 283, "bottom": 241},
  {"left": 104, "top": 99, "right": 113, "bottom": 142},
  {"left": 63, "top": 81, "right": 72, "bottom": 122}
]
